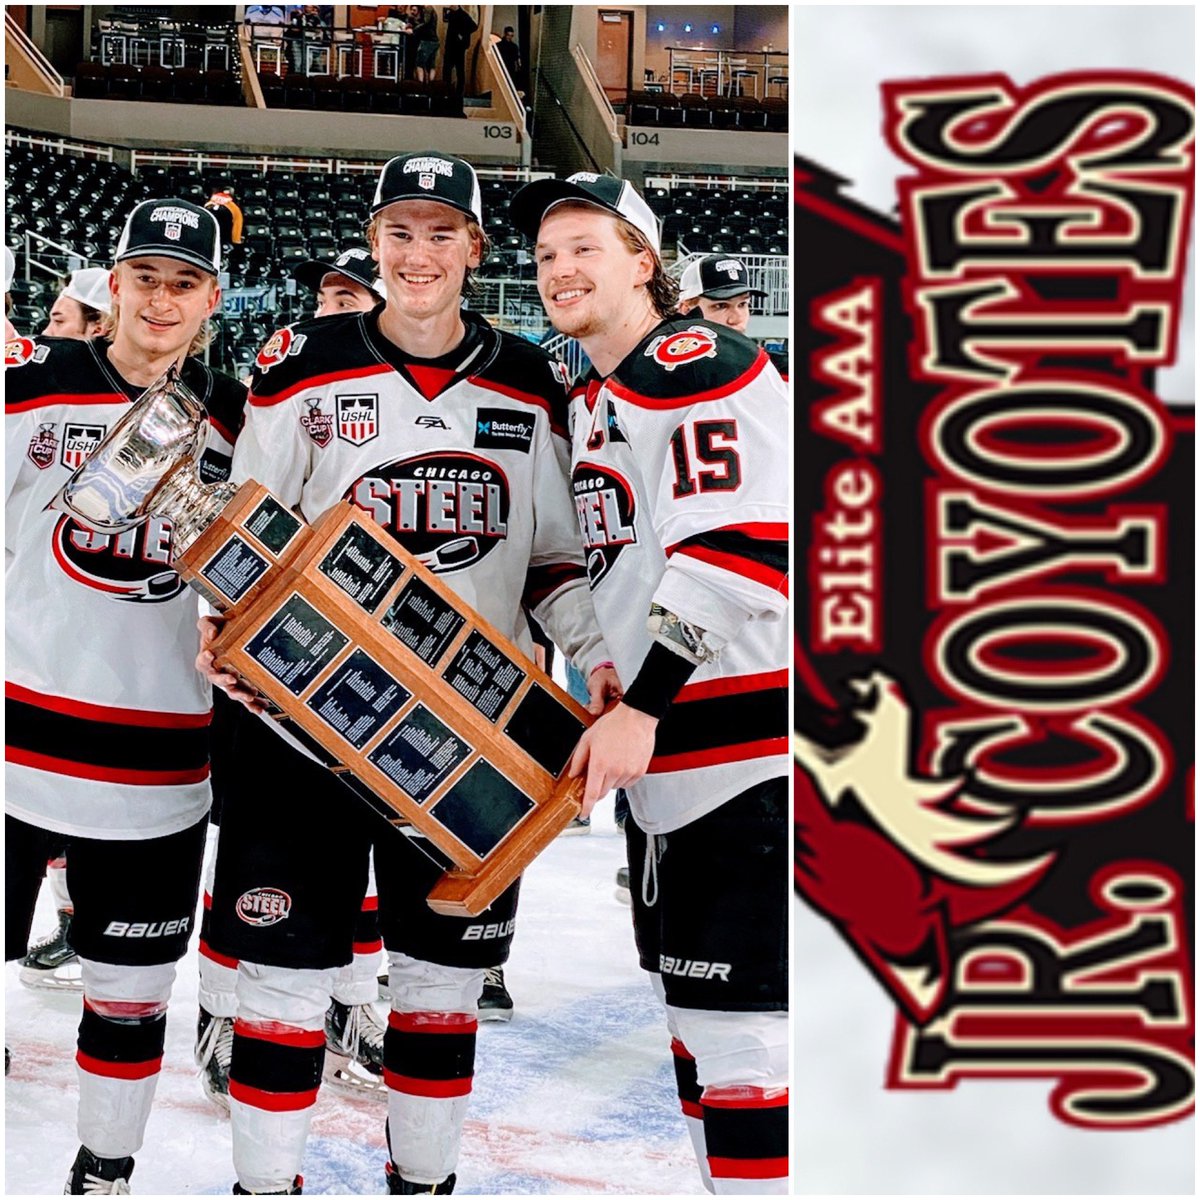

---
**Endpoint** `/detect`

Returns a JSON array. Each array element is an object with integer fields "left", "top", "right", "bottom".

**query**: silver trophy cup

[{"left": 50, "top": 364, "right": 238, "bottom": 560}]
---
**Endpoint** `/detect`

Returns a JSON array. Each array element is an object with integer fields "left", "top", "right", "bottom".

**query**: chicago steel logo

[
  {"left": 255, "top": 326, "right": 306, "bottom": 373},
  {"left": 61, "top": 423, "right": 106, "bottom": 471},
  {"left": 236, "top": 887, "right": 293, "bottom": 927},
  {"left": 646, "top": 326, "right": 718, "bottom": 371},
  {"left": 347, "top": 450, "right": 510, "bottom": 573},
  {"left": 337, "top": 393, "right": 379, "bottom": 446},
  {"left": 300, "top": 397, "right": 334, "bottom": 448},
  {"left": 51, "top": 514, "right": 185, "bottom": 602},
  {"left": 26, "top": 422, "right": 58, "bottom": 470},
  {"left": 572, "top": 462, "right": 637, "bottom": 587},
  {"left": 795, "top": 71, "right": 1195, "bottom": 1129}
]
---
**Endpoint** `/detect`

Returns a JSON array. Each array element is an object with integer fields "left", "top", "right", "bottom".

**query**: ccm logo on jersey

[
  {"left": 646, "top": 326, "right": 718, "bottom": 371},
  {"left": 26, "top": 422, "right": 59, "bottom": 470},
  {"left": 255, "top": 327, "right": 306, "bottom": 373},
  {"left": 6, "top": 337, "right": 50, "bottom": 367},
  {"left": 103, "top": 917, "right": 191, "bottom": 938},
  {"left": 236, "top": 887, "right": 292, "bottom": 926},
  {"left": 61, "top": 422, "right": 106, "bottom": 471},
  {"left": 660, "top": 955, "right": 732, "bottom": 981},
  {"left": 461, "top": 918, "right": 516, "bottom": 941}
]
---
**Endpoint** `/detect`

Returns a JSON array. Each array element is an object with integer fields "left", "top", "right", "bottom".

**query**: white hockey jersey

[
  {"left": 236, "top": 307, "right": 607, "bottom": 676},
  {"left": 4, "top": 335, "right": 245, "bottom": 840},
  {"left": 570, "top": 318, "right": 790, "bottom": 833}
]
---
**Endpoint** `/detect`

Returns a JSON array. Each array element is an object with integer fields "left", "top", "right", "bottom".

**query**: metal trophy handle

[{"left": 49, "top": 364, "right": 235, "bottom": 558}]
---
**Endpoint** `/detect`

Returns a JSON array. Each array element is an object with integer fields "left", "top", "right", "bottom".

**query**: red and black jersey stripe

[
  {"left": 384, "top": 1011, "right": 476, "bottom": 1098},
  {"left": 667, "top": 523, "right": 788, "bottom": 595},
  {"left": 523, "top": 561, "right": 587, "bottom": 610},
  {"left": 5, "top": 683, "right": 210, "bottom": 787},
  {"left": 651, "top": 670, "right": 787, "bottom": 773}
]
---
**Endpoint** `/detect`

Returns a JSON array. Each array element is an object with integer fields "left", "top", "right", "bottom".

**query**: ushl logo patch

[
  {"left": 337, "top": 393, "right": 379, "bottom": 446},
  {"left": 794, "top": 70, "right": 1195, "bottom": 1131},
  {"left": 27, "top": 423, "right": 58, "bottom": 470},
  {"left": 646, "top": 326, "right": 718, "bottom": 371},
  {"left": 300, "top": 398, "right": 333, "bottom": 448},
  {"left": 61, "top": 422, "right": 106, "bottom": 471},
  {"left": 164, "top": 222, "right": 182, "bottom": 241}
]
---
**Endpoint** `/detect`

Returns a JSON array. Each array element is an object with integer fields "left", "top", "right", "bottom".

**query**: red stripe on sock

[
  {"left": 681, "top": 1099, "right": 703, "bottom": 1120},
  {"left": 703, "top": 1087, "right": 789, "bottom": 1109},
  {"left": 383, "top": 1069, "right": 473, "bottom": 1098},
  {"left": 353, "top": 939, "right": 383, "bottom": 955},
  {"left": 388, "top": 1011, "right": 477, "bottom": 1035},
  {"left": 233, "top": 1019, "right": 324, "bottom": 1048},
  {"left": 708, "top": 1156, "right": 789, "bottom": 1180},
  {"left": 228, "top": 1079, "right": 319, "bottom": 1112},
  {"left": 198, "top": 938, "right": 240, "bottom": 970},
  {"left": 76, "top": 1050, "right": 162, "bottom": 1080},
  {"left": 670, "top": 1037, "right": 694, "bottom": 1061}
]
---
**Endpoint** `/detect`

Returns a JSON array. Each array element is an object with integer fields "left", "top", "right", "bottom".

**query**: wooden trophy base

[{"left": 176, "top": 491, "right": 591, "bottom": 917}]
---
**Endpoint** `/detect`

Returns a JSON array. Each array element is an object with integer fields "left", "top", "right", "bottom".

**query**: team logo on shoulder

[
  {"left": 61, "top": 422, "right": 106, "bottom": 471},
  {"left": 572, "top": 462, "right": 637, "bottom": 587},
  {"left": 236, "top": 886, "right": 292, "bottom": 927},
  {"left": 300, "top": 397, "right": 334, "bottom": 448},
  {"left": 337, "top": 393, "right": 379, "bottom": 445},
  {"left": 255, "top": 327, "right": 306, "bottom": 373},
  {"left": 52, "top": 514, "right": 185, "bottom": 602},
  {"left": 348, "top": 451, "right": 510, "bottom": 573},
  {"left": 27, "top": 422, "right": 59, "bottom": 470},
  {"left": 549, "top": 360, "right": 572, "bottom": 392},
  {"left": 645, "top": 325, "right": 718, "bottom": 371},
  {"left": 6, "top": 337, "right": 49, "bottom": 368}
]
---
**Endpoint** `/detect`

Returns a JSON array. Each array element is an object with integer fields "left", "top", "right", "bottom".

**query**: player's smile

[{"left": 373, "top": 200, "right": 480, "bottom": 322}]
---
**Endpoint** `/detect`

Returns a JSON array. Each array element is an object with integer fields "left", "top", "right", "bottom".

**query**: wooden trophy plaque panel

[{"left": 175, "top": 485, "right": 592, "bottom": 917}]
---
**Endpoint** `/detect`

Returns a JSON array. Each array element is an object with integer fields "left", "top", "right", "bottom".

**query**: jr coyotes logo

[{"left": 795, "top": 70, "right": 1195, "bottom": 1131}]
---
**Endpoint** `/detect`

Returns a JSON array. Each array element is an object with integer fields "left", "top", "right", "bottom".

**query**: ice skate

[
  {"left": 615, "top": 866, "right": 631, "bottom": 905},
  {"left": 20, "top": 909, "right": 83, "bottom": 992},
  {"left": 324, "top": 998, "right": 386, "bottom": 1097},
  {"left": 386, "top": 1162, "right": 456, "bottom": 1194},
  {"left": 232, "top": 1177, "right": 302, "bottom": 1195},
  {"left": 63, "top": 1146, "right": 134, "bottom": 1195},
  {"left": 478, "top": 966, "right": 513, "bottom": 1022},
  {"left": 195, "top": 1006, "right": 234, "bottom": 1113}
]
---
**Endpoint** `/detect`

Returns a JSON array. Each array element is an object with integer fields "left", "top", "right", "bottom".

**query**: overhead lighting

[
  {"left": 711, "top": 24, "right": 720, "bottom": 34},
  {"left": 683, "top": 22, "right": 692, "bottom": 33}
]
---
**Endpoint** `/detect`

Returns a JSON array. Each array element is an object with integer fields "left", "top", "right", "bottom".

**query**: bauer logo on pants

[{"left": 236, "top": 887, "right": 292, "bottom": 926}]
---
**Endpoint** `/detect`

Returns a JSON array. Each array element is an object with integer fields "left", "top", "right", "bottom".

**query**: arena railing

[
  {"left": 645, "top": 173, "right": 788, "bottom": 193},
  {"left": 5, "top": 129, "right": 115, "bottom": 162},
  {"left": 5, "top": 12, "right": 66, "bottom": 97}
]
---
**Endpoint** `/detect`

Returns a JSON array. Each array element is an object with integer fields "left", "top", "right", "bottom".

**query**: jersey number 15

[{"left": 669, "top": 419, "right": 741, "bottom": 498}]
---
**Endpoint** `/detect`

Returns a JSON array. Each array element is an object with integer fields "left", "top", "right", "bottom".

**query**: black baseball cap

[
  {"left": 114, "top": 198, "right": 221, "bottom": 276},
  {"left": 678, "top": 254, "right": 766, "bottom": 302},
  {"left": 509, "top": 172, "right": 661, "bottom": 255},
  {"left": 292, "top": 244, "right": 380, "bottom": 294},
  {"left": 371, "top": 152, "right": 482, "bottom": 222}
]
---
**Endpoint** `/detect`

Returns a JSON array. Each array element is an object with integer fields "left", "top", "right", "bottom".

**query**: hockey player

[
  {"left": 5, "top": 198, "right": 246, "bottom": 1195},
  {"left": 194, "top": 240, "right": 389, "bottom": 1112},
  {"left": 42, "top": 266, "right": 113, "bottom": 339},
  {"left": 511, "top": 173, "right": 790, "bottom": 1194},
  {"left": 197, "top": 152, "right": 629, "bottom": 1195},
  {"left": 677, "top": 253, "right": 764, "bottom": 335}
]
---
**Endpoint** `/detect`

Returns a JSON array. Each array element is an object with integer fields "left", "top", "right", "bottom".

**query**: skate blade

[
  {"left": 18, "top": 965, "right": 83, "bottom": 991},
  {"left": 477, "top": 1007, "right": 514, "bottom": 1023},
  {"left": 323, "top": 1054, "right": 387, "bottom": 1099},
  {"left": 200, "top": 1080, "right": 231, "bottom": 1116},
  {"left": 614, "top": 887, "right": 632, "bottom": 906}
]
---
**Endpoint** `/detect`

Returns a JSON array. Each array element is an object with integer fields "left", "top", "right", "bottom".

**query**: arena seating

[
  {"left": 255, "top": 71, "right": 463, "bottom": 117},
  {"left": 6, "top": 141, "right": 787, "bottom": 373},
  {"left": 71, "top": 62, "right": 244, "bottom": 106},
  {"left": 626, "top": 91, "right": 786, "bottom": 133}
]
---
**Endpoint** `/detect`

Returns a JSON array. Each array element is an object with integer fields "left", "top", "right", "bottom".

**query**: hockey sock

[
  {"left": 332, "top": 892, "right": 382, "bottom": 1006},
  {"left": 197, "top": 888, "right": 239, "bottom": 1018},
  {"left": 47, "top": 857, "right": 73, "bottom": 912},
  {"left": 701, "top": 1084, "right": 788, "bottom": 1194},
  {"left": 671, "top": 1038, "right": 714, "bottom": 1193},
  {"left": 384, "top": 1011, "right": 476, "bottom": 1185},
  {"left": 76, "top": 998, "right": 167, "bottom": 1158}
]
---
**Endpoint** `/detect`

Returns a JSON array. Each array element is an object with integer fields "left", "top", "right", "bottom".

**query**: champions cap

[
  {"left": 61, "top": 267, "right": 113, "bottom": 316},
  {"left": 114, "top": 199, "right": 221, "bottom": 276},
  {"left": 293, "top": 243, "right": 382, "bottom": 296},
  {"left": 371, "top": 152, "right": 483, "bottom": 222},
  {"left": 678, "top": 254, "right": 766, "bottom": 302},
  {"left": 509, "top": 172, "right": 661, "bottom": 256}
]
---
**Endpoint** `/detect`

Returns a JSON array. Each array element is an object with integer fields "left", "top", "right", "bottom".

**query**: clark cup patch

[
  {"left": 646, "top": 326, "right": 718, "bottom": 371},
  {"left": 474, "top": 408, "right": 535, "bottom": 453},
  {"left": 300, "top": 397, "right": 334, "bottom": 448},
  {"left": 337, "top": 393, "right": 379, "bottom": 446},
  {"left": 26, "top": 423, "right": 58, "bottom": 470},
  {"left": 61, "top": 423, "right": 106, "bottom": 471},
  {"left": 794, "top": 71, "right": 1195, "bottom": 1131},
  {"left": 236, "top": 886, "right": 292, "bottom": 927}
]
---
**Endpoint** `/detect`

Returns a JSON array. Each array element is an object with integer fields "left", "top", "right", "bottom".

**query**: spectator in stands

[
  {"left": 5, "top": 246, "right": 17, "bottom": 340},
  {"left": 443, "top": 5, "right": 478, "bottom": 97},
  {"left": 203, "top": 188, "right": 244, "bottom": 253},
  {"left": 41, "top": 268, "right": 112, "bottom": 339},
  {"left": 495, "top": 24, "right": 521, "bottom": 89},
  {"left": 677, "top": 253, "right": 765, "bottom": 335},
  {"left": 244, "top": 4, "right": 287, "bottom": 52},
  {"left": 284, "top": 5, "right": 326, "bottom": 74},
  {"left": 292, "top": 243, "right": 384, "bottom": 316},
  {"left": 413, "top": 5, "right": 440, "bottom": 83}
]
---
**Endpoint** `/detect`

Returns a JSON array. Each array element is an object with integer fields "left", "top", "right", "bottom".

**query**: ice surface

[{"left": 6, "top": 798, "right": 702, "bottom": 1196}]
